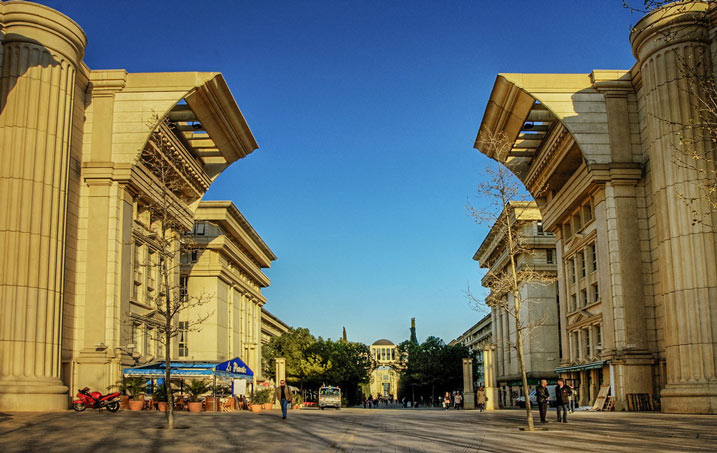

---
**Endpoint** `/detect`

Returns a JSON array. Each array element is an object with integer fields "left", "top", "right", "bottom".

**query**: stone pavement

[{"left": 0, "top": 407, "right": 715, "bottom": 452}]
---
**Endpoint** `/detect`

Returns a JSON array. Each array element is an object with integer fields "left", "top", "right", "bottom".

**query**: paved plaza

[{"left": 0, "top": 408, "right": 715, "bottom": 452}]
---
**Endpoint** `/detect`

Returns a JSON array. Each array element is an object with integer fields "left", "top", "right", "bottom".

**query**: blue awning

[{"left": 123, "top": 357, "right": 253, "bottom": 380}]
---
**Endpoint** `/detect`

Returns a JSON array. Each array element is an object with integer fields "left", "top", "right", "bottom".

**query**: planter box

[
  {"left": 119, "top": 395, "right": 130, "bottom": 410},
  {"left": 187, "top": 401, "right": 203, "bottom": 413},
  {"left": 157, "top": 402, "right": 168, "bottom": 412},
  {"left": 250, "top": 404, "right": 262, "bottom": 413},
  {"left": 263, "top": 403, "right": 273, "bottom": 410},
  {"left": 128, "top": 400, "right": 144, "bottom": 411}
]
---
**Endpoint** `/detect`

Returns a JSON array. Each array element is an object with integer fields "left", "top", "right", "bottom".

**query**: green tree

[{"left": 262, "top": 327, "right": 321, "bottom": 391}]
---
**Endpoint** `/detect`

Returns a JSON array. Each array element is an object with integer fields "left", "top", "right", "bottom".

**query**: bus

[{"left": 318, "top": 386, "right": 341, "bottom": 409}]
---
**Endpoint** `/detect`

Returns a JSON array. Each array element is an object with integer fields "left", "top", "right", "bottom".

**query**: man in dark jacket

[
  {"left": 536, "top": 379, "right": 550, "bottom": 424},
  {"left": 274, "top": 379, "right": 292, "bottom": 419},
  {"left": 555, "top": 378, "right": 572, "bottom": 423}
]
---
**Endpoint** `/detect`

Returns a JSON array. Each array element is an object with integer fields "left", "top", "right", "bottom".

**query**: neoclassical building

[
  {"left": 180, "top": 202, "right": 276, "bottom": 385},
  {"left": 473, "top": 202, "right": 559, "bottom": 408},
  {"left": 0, "top": 2, "right": 258, "bottom": 410},
  {"left": 474, "top": 2, "right": 717, "bottom": 413},
  {"left": 450, "top": 313, "right": 492, "bottom": 387},
  {"left": 369, "top": 339, "right": 400, "bottom": 398}
]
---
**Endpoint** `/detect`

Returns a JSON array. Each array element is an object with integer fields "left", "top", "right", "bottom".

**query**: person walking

[
  {"left": 454, "top": 392, "right": 462, "bottom": 409},
  {"left": 555, "top": 378, "right": 572, "bottom": 423},
  {"left": 274, "top": 379, "right": 292, "bottom": 420},
  {"left": 536, "top": 379, "right": 550, "bottom": 424},
  {"left": 443, "top": 392, "right": 450, "bottom": 410},
  {"left": 476, "top": 386, "right": 487, "bottom": 412}
]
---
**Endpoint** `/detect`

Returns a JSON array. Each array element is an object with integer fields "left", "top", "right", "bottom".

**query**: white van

[{"left": 515, "top": 385, "right": 557, "bottom": 408}]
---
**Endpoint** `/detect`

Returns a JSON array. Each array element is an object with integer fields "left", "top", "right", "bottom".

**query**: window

[
  {"left": 537, "top": 222, "right": 544, "bottom": 235},
  {"left": 190, "top": 249, "right": 198, "bottom": 263},
  {"left": 585, "top": 328, "right": 591, "bottom": 358},
  {"left": 590, "top": 243, "right": 597, "bottom": 272},
  {"left": 147, "top": 250, "right": 156, "bottom": 289},
  {"left": 568, "top": 259, "right": 576, "bottom": 284},
  {"left": 155, "top": 332, "right": 162, "bottom": 359},
  {"left": 580, "top": 252, "right": 586, "bottom": 278},
  {"left": 180, "top": 276, "right": 188, "bottom": 302},
  {"left": 581, "top": 289, "right": 588, "bottom": 307},
  {"left": 573, "top": 213, "right": 582, "bottom": 233},
  {"left": 570, "top": 294, "right": 577, "bottom": 313},
  {"left": 144, "top": 327, "right": 151, "bottom": 357},
  {"left": 178, "top": 321, "right": 189, "bottom": 357},
  {"left": 583, "top": 201, "right": 593, "bottom": 223},
  {"left": 592, "top": 283, "right": 599, "bottom": 303},
  {"left": 563, "top": 221, "right": 572, "bottom": 240},
  {"left": 546, "top": 249, "right": 554, "bottom": 264},
  {"left": 194, "top": 222, "right": 206, "bottom": 235},
  {"left": 596, "top": 325, "right": 602, "bottom": 348}
]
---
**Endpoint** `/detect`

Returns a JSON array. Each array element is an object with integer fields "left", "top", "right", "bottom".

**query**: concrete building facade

[
  {"left": 450, "top": 313, "right": 493, "bottom": 387},
  {"left": 181, "top": 202, "right": 276, "bottom": 385},
  {"left": 473, "top": 1, "right": 717, "bottom": 413},
  {"left": 473, "top": 203, "right": 559, "bottom": 408},
  {"left": 0, "top": 2, "right": 258, "bottom": 410}
]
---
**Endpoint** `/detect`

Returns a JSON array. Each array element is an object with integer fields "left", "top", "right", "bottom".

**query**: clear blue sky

[{"left": 44, "top": 0, "right": 640, "bottom": 345}]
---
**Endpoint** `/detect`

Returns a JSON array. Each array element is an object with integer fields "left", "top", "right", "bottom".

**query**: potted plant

[
  {"left": 126, "top": 377, "right": 146, "bottom": 411},
  {"left": 250, "top": 388, "right": 272, "bottom": 412},
  {"left": 113, "top": 380, "right": 131, "bottom": 410},
  {"left": 153, "top": 383, "right": 168, "bottom": 411},
  {"left": 186, "top": 379, "right": 209, "bottom": 413}
]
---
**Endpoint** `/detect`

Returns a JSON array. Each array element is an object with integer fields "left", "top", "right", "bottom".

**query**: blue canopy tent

[{"left": 122, "top": 357, "right": 254, "bottom": 398}]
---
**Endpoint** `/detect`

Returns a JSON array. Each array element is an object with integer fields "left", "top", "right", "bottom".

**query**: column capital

[{"left": 0, "top": 1, "right": 87, "bottom": 66}]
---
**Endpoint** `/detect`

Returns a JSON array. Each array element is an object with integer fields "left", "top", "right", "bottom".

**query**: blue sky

[{"left": 44, "top": 0, "right": 640, "bottom": 345}]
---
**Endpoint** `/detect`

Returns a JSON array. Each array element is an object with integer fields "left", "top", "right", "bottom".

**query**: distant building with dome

[{"left": 368, "top": 339, "right": 399, "bottom": 398}]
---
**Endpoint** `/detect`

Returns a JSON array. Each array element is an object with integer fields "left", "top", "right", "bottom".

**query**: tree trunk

[
  {"left": 163, "top": 254, "right": 174, "bottom": 429},
  {"left": 506, "top": 207, "right": 534, "bottom": 431},
  {"left": 514, "top": 296, "right": 534, "bottom": 431}
]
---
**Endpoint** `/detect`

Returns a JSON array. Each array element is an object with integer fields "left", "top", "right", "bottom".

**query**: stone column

[
  {"left": 462, "top": 358, "right": 475, "bottom": 409},
  {"left": 274, "top": 358, "right": 286, "bottom": 405},
  {"left": 0, "top": 2, "right": 86, "bottom": 411},
  {"left": 632, "top": 2, "right": 717, "bottom": 413},
  {"left": 483, "top": 345, "right": 497, "bottom": 410}
]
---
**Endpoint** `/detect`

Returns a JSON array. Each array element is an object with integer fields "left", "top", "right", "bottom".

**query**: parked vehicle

[
  {"left": 515, "top": 386, "right": 557, "bottom": 408},
  {"left": 318, "top": 386, "right": 341, "bottom": 410},
  {"left": 72, "top": 387, "right": 121, "bottom": 412}
]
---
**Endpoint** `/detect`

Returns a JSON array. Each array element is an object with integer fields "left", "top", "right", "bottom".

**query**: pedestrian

[
  {"left": 274, "top": 379, "right": 291, "bottom": 420},
  {"left": 443, "top": 392, "right": 450, "bottom": 410},
  {"left": 476, "top": 386, "right": 487, "bottom": 412},
  {"left": 536, "top": 379, "right": 550, "bottom": 424},
  {"left": 570, "top": 385, "right": 578, "bottom": 412},
  {"left": 555, "top": 378, "right": 572, "bottom": 423},
  {"left": 454, "top": 392, "right": 462, "bottom": 409}
]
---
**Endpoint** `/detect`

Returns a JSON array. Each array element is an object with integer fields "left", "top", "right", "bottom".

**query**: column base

[
  {"left": 463, "top": 391, "right": 475, "bottom": 410},
  {"left": 0, "top": 379, "right": 69, "bottom": 411},
  {"left": 485, "top": 387, "right": 497, "bottom": 410},
  {"left": 660, "top": 383, "right": 717, "bottom": 414}
]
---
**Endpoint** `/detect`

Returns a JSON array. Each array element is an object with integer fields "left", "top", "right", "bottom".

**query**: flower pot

[
  {"left": 250, "top": 404, "right": 262, "bottom": 413},
  {"left": 119, "top": 395, "right": 130, "bottom": 410},
  {"left": 188, "top": 401, "right": 203, "bottom": 413},
  {"left": 263, "top": 403, "right": 273, "bottom": 410},
  {"left": 157, "top": 402, "right": 168, "bottom": 412},
  {"left": 129, "top": 400, "right": 144, "bottom": 411}
]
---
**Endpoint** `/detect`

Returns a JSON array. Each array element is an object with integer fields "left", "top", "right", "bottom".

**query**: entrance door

[{"left": 383, "top": 383, "right": 390, "bottom": 396}]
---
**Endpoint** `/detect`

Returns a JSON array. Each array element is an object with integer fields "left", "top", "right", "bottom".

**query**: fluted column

[
  {"left": 0, "top": 2, "right": 86, "bottom": 410},
  {"left": 631, "top": 2, "right": 717, "bottom": 414}
]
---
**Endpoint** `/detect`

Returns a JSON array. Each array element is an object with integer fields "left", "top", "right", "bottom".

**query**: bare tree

[
  {"left": 136, "top": 117, "right": 214, "bottom": 429},
  {"left": 467, "top": 134, "right": 555, "bottom": 431}
]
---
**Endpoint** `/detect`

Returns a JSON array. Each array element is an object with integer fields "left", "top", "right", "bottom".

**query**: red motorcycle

[{"left": 72, "top": 387, "right": 121, "bottom": 412}]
